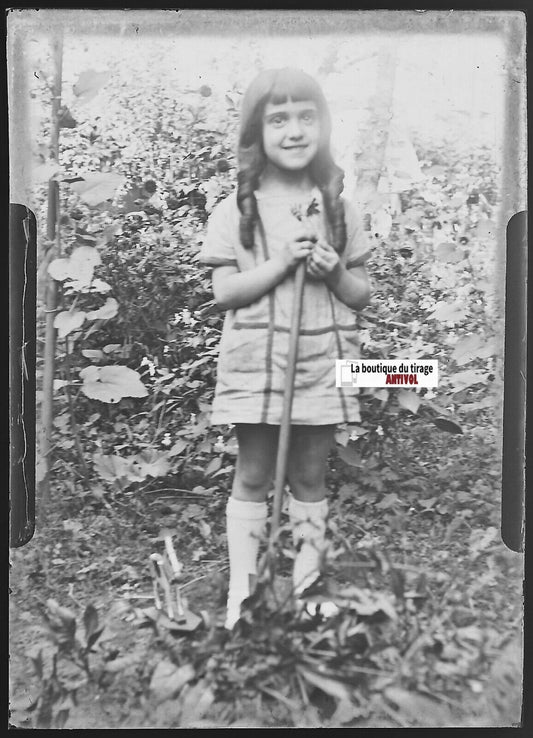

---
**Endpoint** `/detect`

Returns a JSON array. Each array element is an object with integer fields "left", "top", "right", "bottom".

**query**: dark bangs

[
  {"left": 266, "top": 68, "right": 325, "bottom": 107},
  {"left": 238, "top": 68, "right": 331, "bottom": 150}
]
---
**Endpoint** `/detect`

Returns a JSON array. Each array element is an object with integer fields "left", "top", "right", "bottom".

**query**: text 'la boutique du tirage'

[{"left": 335, "top": 360, "right": 439, "bottom": 388}]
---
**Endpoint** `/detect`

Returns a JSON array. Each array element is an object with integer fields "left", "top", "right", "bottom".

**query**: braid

[
  {"left": 236, "top": 169, "right": 258, "bottom": 250},
  {"left": 313, "top": 160, "right": 347, "bottom": 254},
  {"left": 236, "top": 143, "right": 265, "bottom": 250}
]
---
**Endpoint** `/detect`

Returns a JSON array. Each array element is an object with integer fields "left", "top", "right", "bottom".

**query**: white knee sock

[
  {"left": 225, "top": 497, "right": 267, "bottom": 629},
  {"left": 289, "top": 496, "right": 329, "bottom": 596}
]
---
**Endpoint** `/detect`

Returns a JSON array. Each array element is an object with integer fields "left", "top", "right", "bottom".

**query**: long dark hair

[{"left": 236, "top": 68, "right": 347, "bottom": 252}]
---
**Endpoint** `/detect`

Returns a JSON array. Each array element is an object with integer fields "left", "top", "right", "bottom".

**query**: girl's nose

[{"left": 286, "top": 117, "right": 303, "bottom": 138}]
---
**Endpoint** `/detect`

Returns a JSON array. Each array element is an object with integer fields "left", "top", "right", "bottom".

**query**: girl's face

[{"left": 262, "top": 98, "right": 320, "bottom": 173}]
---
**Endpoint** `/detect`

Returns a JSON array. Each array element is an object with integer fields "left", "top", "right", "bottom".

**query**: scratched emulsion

[
  {"left": 6, "top": 11, "right": 526, "bottom": 728},
  {"left": 9, "top": 204, "right": 36, "bottom": 547}
]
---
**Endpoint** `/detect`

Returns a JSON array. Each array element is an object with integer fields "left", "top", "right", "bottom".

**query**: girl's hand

[
  {"left": 279, "top": 235, "right": 316, "bottom": 272},
  {"left": 306, "top": 239, "right": 340, "bottom": 280}
]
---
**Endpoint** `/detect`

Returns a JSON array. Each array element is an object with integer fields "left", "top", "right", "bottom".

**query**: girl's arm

[
  {"left": 324, "top": 263, "right": 371, "bottom": 310},
  {"left": 307, "top": 240, "right": 371, "bottom": 310},
  {"left": 212, "top": 238, "right": 314, "bottom": 310}
]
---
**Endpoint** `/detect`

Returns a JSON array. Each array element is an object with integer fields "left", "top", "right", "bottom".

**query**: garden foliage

[{"left": 21, "top": 46, "right": 519, "bottom": 729}]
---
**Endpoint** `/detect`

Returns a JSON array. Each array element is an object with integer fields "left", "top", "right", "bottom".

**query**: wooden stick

[
  {"left": 39, "top": 32, "right": 63, "bottom": 521},
  {"left": 270, "top": 261, "right": 306, "bottom": 539}
]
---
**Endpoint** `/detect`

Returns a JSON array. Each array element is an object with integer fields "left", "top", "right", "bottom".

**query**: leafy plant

[{"left": 27, "top": 600, "right": 104, "bottom": 728}]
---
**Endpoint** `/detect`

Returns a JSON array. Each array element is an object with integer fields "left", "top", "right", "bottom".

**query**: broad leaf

[
  {"left": 103, "top": 343, "right": 122, "bottom": 354},
  {"left": 48, "top": 245, "right": 101, "bottom": 286},
  {"left": 297, "top": 666, "right": 352, "bottom": 701},
  {"left": 86, "top": 297, "right": 119, "bottom": 321},
  {"left": 452, "top": 334, "right": 483, "bottom": 365},
  {"left": 48, "top": 258, "right": 73, "bottom": 282},
  {"left": 428, "top": 301, "right": 466, "bottom": 324},
  {"left": 73, "top": 69, "right": 112, "bottom": 104},
  {"left": 205, "top": 456, "right": 222, "bottom": 475},
  {"left": 84, "top": 278, "right": 112, "bottom": 294},
  {"left": 80, "top": 365, "right": 148, "bottom": 403},
  {"left": 335, "top": 429, "right": 350, "bottom": 447},
  {"left": 448, "top": 368, "right": 488, "bottom": 392},
  {"left": 69, "top": 172, "right": 126, "bottom": 206},
  {"left": 54, "top": 309, "right": 86, "bottom": 338},
  {"left": 168, "top": 439, "right": 189, "bottom": 457},
  {"left": 70, "top": 245, "right": 102, "bottom": 285},
  {"left": 371, "top": 388, "right": 390, "bottom": 404},
  {"left": 81, "top": 349, "right": 105, "bottom": 361},
  {"left": 150, "top": 660, "right": 195, "bottom": 704},
  {"left": 461, "top": 396, "right": 495, "bottom": 412},
  {"left": 431, "top": 417, "right": 463, "bottom": 434},
  {"left": 93, "top": 453, "right": 143, "bottom": 483},
  {"left": 132, "top": 450, "right": 170, "bottom": 478},
  {"left": 397, "top": 390, "right": 421, "bottom": 414},
  {"left": 384, "top": 687, "right": 454, "bottom": 727}
]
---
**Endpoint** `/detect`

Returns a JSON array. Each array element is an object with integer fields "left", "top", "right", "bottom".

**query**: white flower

[
  {"left": 181, "top": 309, "right": 198, "bottom": 327},
  {"left": 214, "top": 435, "right": 225, "bottom": 452},
  {"left": 173, "top": 309, "right": 198, "bottom": 327},
  {"left": 140, "top": 356, "right": 156, "bottom": 376}
]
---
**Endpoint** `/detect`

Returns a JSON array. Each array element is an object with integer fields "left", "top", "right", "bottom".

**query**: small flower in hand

[
  {"left": 290, "top": 197, "right": 320, "bottom": 223},
  {"left": 290, "top": 197, "right": 336, "bottom": 280}
]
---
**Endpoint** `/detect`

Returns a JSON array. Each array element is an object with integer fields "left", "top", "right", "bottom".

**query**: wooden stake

[
  {"left": 269, "top": 261, "right": 306, "bottom": 541},
  {"left": 38, "top": 32, "right": 63, "bottom": 519}
]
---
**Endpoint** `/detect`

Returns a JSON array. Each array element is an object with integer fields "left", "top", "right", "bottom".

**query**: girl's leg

[
  {"left": 225, "top": 423, "right": 278, "bottom": 628},
  {"left": 286, "top": 425, "right": 336, "bottom": 596}
]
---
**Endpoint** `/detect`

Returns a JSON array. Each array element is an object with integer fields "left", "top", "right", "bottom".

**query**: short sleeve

[
  {"left": 343, "top": 199, "right": 372, "bottom": 269},
  {"left": 199, "top": 194, "right": 240, "bottom": 268}
]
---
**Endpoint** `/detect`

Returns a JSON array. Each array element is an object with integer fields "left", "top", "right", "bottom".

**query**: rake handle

[{"left": 270, "top": 261, "right": 307, "bottom": 538}]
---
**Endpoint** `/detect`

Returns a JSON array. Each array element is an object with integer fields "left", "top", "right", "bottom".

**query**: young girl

[{"left": 200, "top": 68, "right": 371, "bottom": 629}]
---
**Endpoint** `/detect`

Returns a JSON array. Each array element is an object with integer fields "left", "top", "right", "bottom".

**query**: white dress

[{"left": 200, "top": 188, "right": 371, "bottom": 426}]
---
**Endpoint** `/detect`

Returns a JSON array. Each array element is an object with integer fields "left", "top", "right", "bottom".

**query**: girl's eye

[
  {"left": 270, "top": 115, "right": 286, "bottom": 126},
  {"left": 301, "top": 111, "right": 317, "bottom": 123}
]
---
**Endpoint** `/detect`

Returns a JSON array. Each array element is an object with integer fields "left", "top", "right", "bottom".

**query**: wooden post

[
  {"left": 270, "top": 262, "right": 306, "bottom": 540},
  {"left": 38, "top": 32, "right": 63, "bottom": 519}
]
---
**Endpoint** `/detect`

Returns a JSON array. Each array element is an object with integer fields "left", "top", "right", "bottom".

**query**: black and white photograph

[{"left": 8, "top": 8, "right": 526, "bottom": 729}]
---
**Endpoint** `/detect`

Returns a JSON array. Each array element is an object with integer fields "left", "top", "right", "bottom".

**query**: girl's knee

[
  {"left": 233, "top": 424, "right": 277, "bottom": 500},
  {"left": 234, "top": 464, "right": 272, "bottom": 500},
  {"left": 287, "top": 467, "right": 326, "bottom": 501}
]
